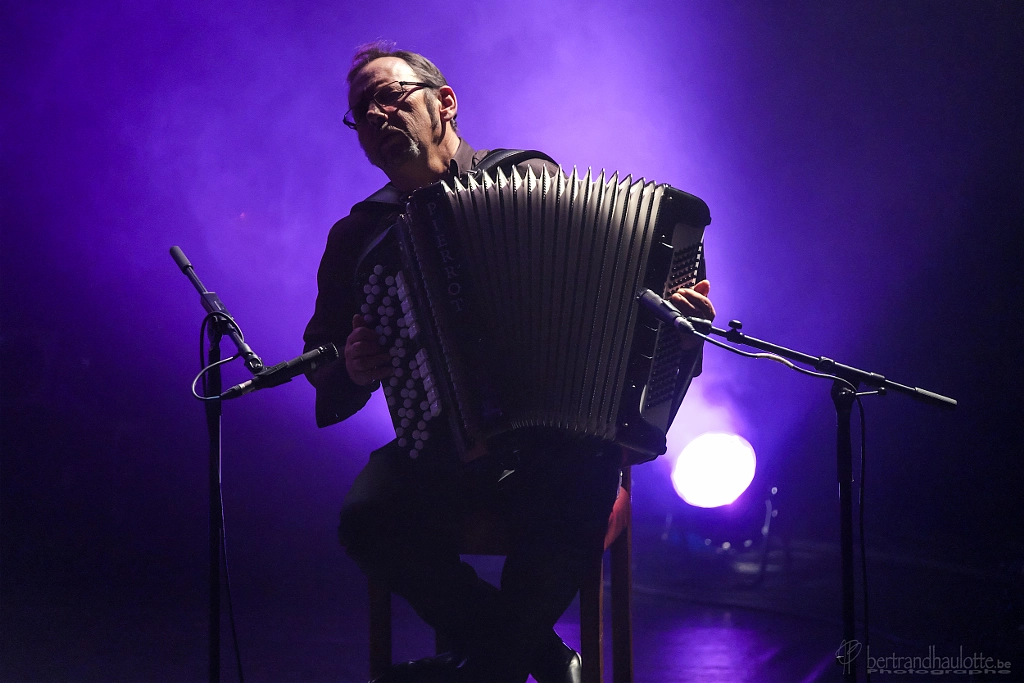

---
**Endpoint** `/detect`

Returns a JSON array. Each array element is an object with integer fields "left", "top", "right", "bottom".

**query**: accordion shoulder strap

[
  {"left": 355, "top": 149, "right": 555, "bottom": 208},
  {"left": 361, "top": 184, "right": 404, "bottom": 206},
  {"left": 473, "top": 148, "right": 556, "bottom": 176}
]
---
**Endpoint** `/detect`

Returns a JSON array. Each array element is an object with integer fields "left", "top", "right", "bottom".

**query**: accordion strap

[
  {"left": 359, "top": 149, "right": 556, "bottom": 207},
  {"left": 472, "top": 148, "right": 556, "bottom": 176}
]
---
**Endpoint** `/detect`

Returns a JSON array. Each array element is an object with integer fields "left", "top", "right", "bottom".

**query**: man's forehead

[{"left": 349, "top": 57, "right": 416, "bottom": 100}]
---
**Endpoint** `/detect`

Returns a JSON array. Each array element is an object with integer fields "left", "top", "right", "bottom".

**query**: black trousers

[{"left": 338, "top": 428, "right": 622, "bottom": 682}]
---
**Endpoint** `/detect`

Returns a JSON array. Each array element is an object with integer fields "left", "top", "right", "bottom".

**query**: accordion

[{"left": 356, "top": 166, "right": 710, "bottom": 463}]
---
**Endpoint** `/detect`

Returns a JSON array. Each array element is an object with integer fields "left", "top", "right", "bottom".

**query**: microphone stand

[
  {"left": 170, "top": 246, "right": 263, "bottom": 683},
  {"left": 706, "top": 318, "right": 954, "bottom": 681},
  {"left": 645, "top": 292, "right": 956, "bottom": 682},
  {"left": 205, "top": 323, "right": 224, "bottom": 683}
]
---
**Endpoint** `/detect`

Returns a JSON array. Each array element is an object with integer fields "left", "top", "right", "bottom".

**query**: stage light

[{"left": 671, "top": 432, "right": 756, "bottom": 508}]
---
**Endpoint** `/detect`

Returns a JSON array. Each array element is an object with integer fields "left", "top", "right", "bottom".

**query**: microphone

[
  {"left": 220, "top": 344, "right": 339, "bottom": 400},
  {"left": 636, "top": 288, "right": 712, "bottom": 336},
  {"left": 170, "top": 245, "right": 264, "bottom": 373}
]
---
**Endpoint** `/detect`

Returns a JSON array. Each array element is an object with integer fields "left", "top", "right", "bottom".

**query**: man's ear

[{"left": 437, "top": 85, "right": 458, "bottom": 124}]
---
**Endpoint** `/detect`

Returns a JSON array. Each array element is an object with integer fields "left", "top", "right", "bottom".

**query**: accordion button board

[
  {"left": 358, "top": 264, "right": 443, "bottom": 460},
  {"left": 356, "top": 166, "right": 710, "bottom": 463}
]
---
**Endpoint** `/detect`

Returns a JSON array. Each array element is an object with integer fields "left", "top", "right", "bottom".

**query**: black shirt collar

[{"left": 446, "top": 138, "right": 477, "bottom": 178}]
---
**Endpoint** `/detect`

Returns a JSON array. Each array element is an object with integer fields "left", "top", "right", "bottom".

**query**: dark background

[{"left": 3, "top": 1, "right": 1022, "bottom": 680}]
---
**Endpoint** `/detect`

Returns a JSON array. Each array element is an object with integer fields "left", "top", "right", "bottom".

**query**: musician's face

[{"left": 348, "top": 57, "right": 443, "bottom": 176}]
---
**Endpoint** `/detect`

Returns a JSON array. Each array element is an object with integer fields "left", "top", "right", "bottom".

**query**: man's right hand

[{"left": 344, "top": 314, "right": 393, "bottom": 386}]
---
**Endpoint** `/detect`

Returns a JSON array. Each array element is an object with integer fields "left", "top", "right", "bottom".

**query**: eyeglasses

[{"left": 343, "top": 81, "right": 437, "bottom": 130}]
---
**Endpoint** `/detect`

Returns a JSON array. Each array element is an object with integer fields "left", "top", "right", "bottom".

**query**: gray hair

[{"left": 347, "top": 41, "right": 457, "bottom": 131}]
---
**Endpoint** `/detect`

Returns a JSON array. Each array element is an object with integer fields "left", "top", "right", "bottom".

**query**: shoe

[
  {"left": 368, "top": 634, "right": 580, "bottom": 683},
  {"left": 530, "top": 633, "right": 581, "bottom": 683},
  {"left": 369, "top": 651, "right": 467, "bottom": 683}
]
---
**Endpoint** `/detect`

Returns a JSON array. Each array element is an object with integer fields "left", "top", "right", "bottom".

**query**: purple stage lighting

[{"left": 671, "top": 433, "right": 756, "bottom": 509}]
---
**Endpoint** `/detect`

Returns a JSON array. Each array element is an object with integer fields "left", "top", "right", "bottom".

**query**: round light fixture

[{"left": 671, "top": 432, "right": 756, "bottom": 508}]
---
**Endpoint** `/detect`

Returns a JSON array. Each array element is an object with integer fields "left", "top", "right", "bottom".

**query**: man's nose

[{"left": 364, "top": 101, "right": 388, "bottom": 125}]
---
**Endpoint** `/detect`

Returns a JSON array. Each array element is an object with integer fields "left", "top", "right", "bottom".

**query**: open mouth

[
  {"left": 380, "top": 127, "right": 407, "bottom": 141},
  {"left": 377, "top": 128, "right": 411, "bottom": 153}
]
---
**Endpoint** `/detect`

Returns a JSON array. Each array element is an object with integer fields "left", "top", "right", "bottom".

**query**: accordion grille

[
  {"left": 414, "top": 166, "right": 665, "bottom": 442},
  {"left": 643, "top": 243, "right": 705, "bottom": 409}
]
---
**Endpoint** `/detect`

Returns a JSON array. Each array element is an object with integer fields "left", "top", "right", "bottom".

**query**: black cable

[
  {"left": 193, "top": 356, "right": 241, "bottom": 400},
  {"left": 221, "top": 488, "right": 245, "bottom": 683},
  {"left": 696, "top": 332, "right": 858, "bottom": 392},
  {"left": 199, "top": 312, "right": 247, "bottom": 377},
  {"left": 194, "top": 311, "right": 245, "bottom": 400}
]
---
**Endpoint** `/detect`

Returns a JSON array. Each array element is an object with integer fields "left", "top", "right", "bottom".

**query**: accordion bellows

[{"left": 357, "top": 166, "right": 710, "bottom": 462}]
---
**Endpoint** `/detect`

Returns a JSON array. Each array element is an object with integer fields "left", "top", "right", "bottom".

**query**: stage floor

[{"left": 4, "top": 520, "right": 1016, "bottom": 682}]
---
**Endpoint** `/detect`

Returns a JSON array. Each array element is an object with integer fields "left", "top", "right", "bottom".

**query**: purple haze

[{"left": 2, "top": 1, "right": 1022, "bottom": 680}]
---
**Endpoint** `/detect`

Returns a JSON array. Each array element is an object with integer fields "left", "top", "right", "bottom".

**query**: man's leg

[
  {"left": 338, "top": 439, "right": 499, "bottom": 652},
  {"left": 461, "top": 433, "right": 623, "bottom": 682}
]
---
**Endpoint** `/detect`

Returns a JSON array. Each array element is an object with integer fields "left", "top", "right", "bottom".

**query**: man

[{"left": 304, "top": 43, "right": 716, "bottom": 683}]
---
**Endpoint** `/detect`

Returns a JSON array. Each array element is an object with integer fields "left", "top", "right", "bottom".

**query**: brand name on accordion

[{"left": 427, "top": 201, "right": 466, "bottom": 313}]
